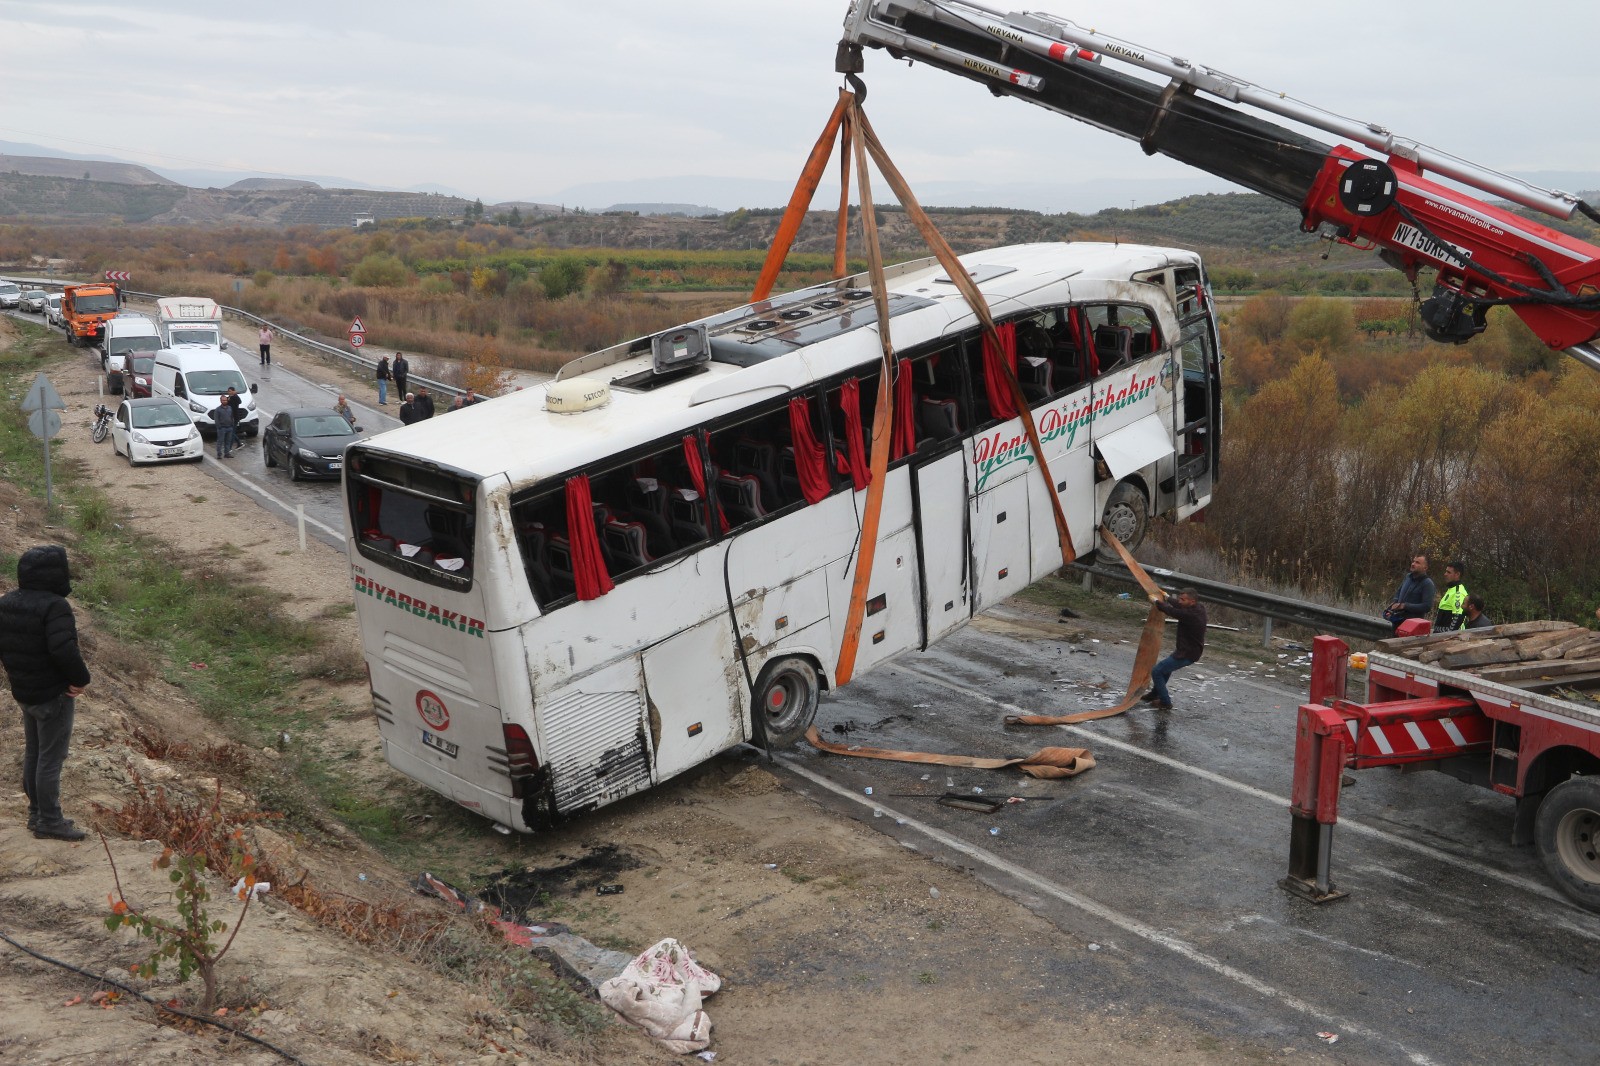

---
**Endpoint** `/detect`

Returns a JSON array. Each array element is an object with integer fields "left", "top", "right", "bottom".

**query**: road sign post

[
  {"left": 22, "top": 373, "right": 66, "bottom": 511},
  {"left": 348, "top": 316, "right": 367, "bottom": 348}
]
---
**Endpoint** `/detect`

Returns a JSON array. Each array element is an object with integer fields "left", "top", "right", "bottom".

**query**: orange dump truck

[{"left": 60, "top": 282, "right": 122, "bottom": 347}]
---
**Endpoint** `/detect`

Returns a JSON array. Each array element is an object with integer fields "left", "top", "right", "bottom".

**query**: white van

[
  {"left": 102, "top": 315, "right": 163, "bottom": 384},
  {"left": 151, "top": 348, "right": 261, "bottom": 437},
  {"left": 155, "top": 297, "right": 224, "bottom": 352}
]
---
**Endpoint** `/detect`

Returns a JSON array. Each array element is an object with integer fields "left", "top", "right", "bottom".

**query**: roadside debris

[
  {"left": 1317, "top": 1031, "right": 1339, "bottom": 1044},
  {"left": 806, "top": 725, "right": 1094, "bottom": 778},
  {"left": 599, "top": 938, "right": 721, "bottom": 1054}
]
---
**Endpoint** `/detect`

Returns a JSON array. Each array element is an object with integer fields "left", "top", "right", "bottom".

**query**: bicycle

[{"left": 91, "top": 403, "right": 113, "bottom": 444}]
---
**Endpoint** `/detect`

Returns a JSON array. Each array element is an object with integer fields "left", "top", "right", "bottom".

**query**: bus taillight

[{"left": 502, "top": 724, "right": 540, "bottom": 796}]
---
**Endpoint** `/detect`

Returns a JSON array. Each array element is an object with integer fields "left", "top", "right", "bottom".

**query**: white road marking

[
  {"left": 899, "top": 661, "right": 1587, "bottom": 911},
  {"left": 779, "top": 756, "right": 1440, "bottom": 1066},
  {"left": 200, "top": 453, "right": 345, "bottom": 542}
]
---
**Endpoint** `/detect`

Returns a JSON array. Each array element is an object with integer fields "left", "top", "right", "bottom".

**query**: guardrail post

[
  {"left": 1261, "top": 616, "right": 1273, "bottom": 648},
  {"left": 1081, "top": 569, "right": 1093, "bottom": 593}
]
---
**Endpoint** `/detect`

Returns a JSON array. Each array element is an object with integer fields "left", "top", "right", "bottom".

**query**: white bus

[{"left": 343, "top": 242, "right": 1222, "bottom": 832}]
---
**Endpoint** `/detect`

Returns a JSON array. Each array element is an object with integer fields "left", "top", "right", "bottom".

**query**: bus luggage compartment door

[
  {"left": 913, "top": 449, "right": 971, "bottom": 646},
  {"left": 970, "top": 471, "right": 1032, "bottom": 612},
  {"left": 642, "top": 613, "right": 747, "bottom": 781}
]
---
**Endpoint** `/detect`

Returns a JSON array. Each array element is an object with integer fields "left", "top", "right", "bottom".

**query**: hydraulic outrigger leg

[{"left": 1280, "top": 636, "right": 1352, "bottom": 904}]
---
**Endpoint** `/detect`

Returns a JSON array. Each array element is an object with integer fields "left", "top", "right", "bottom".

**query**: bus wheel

[
  {"left": 1535, "top": 777, "right": 1600, "bottom": 911},
  {"left": 752, "top": 658, "right": 819, "bottom": 750},
  {"left": 1102, "top": 482, "right": 1149, "bottom": 551}
]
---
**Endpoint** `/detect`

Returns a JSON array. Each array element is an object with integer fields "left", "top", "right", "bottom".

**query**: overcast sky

[{"left": 3, "top": 0, "right": 1597, "bottom": 211}]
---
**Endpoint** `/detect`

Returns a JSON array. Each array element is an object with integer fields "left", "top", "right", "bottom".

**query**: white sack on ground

[{"left": 599, "top": 938, "right": 722, "bottom": 1054}]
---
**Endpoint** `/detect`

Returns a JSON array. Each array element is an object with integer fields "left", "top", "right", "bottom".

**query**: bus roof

[{"left": 360, "top": 242, "right": 1197, "bottom": 486}]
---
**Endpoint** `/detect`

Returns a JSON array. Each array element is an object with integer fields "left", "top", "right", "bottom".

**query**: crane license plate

[{"left": 1391, "top": 222, "right": 1468, "bottom": 269}]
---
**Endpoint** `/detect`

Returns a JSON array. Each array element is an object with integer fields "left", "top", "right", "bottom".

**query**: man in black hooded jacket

[{"left": 0, "top": 546, "right": 92, "bottom": 840}]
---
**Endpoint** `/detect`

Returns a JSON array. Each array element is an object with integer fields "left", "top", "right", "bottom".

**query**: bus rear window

[{"left": 347, "top": 451, "right": 477, "bottom": 590}]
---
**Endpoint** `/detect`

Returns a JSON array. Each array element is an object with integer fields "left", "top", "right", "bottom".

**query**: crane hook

[{"left": 846, "top": 72, "right": 868, "bottom": 105}]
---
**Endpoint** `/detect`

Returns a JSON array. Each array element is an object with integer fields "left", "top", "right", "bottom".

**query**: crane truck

[
  {"left": 836, "top": 0, "right": 1600, "bottom": 371},
  {"left": 836, "top": 1, "right": 1600, "bottom": 909}
]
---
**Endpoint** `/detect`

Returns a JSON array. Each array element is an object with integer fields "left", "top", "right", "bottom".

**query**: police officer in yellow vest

[{"left": 1433, "top": 560, "right": 1469, "bottom": 632}]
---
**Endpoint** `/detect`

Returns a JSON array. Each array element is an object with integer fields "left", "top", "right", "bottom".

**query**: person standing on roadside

[
  {"left": 399, "top": 393, "right": 419, "bottom": 425},
  {"left": 1383, "top": 553, "right": 1436, "bottom": 635},
  {"left": 375, "top": 355, "right": 391, "bottom": 406},
  {"left": 392, "top": 352, "right": 409, "bottom": 399},
  {"left": 1433, "top": 560, "right": 1470, "bottom": 632},
  {"left": 1144, "top": 587, "right": 1207, "bottom": 711},
  {"left": 209, "top": 397, "right": 238, "bottom": 458},
  {"left": 1463, "top": 594, "right": 1492, "bottom": 629},
  {"left": 415, "top": 386, "right": 436, "bottom": 420},
  {"left": 257, "top": 325, "right": 273, "bottom": 366},
  {"left": 0, "top": 546, "right": 92, "bottom": 841}
]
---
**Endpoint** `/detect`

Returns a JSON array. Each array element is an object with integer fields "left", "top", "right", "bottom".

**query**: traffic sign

[
  {"left": 348, "top": 317, "right": 366, "bottom": 334},
  {"left": 350, "top": 334, "right": 365, "bottom": 348},
  {"left": 28, "top": 409, "right": 61, "bottom": 440},
  {"left": 104, "top": 270, "right": 131, "bottom": 281},
  {"left": 21, "top": 373, "right": 65, "bottom": 413}
]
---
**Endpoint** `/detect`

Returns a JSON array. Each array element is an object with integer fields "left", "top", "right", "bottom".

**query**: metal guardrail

[
  {"left": 1073, "top": 559, "right": 1394, "bottom": 644},
  {"left": 121, "top": 288, "right": 464, "bottom": 400}
]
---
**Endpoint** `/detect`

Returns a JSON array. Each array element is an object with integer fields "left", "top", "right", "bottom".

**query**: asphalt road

[
  {"left": 777, "top": 615, "right": 1600, "bottom": 1065},
  {"left": 11, "top": 304, "right": 1594, "bottom": 1063}
]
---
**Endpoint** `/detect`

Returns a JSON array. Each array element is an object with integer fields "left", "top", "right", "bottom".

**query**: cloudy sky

[{"left": 2, "top": 0, "right": 1596, "bottom": 212}]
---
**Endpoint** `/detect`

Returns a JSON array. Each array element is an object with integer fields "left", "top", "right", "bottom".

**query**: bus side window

[
  {"left": 512, "top": 492, "right": 575, "bottom": 606},
  {"left": 707, "top": 405, "right": 795, "bottom": 528}
]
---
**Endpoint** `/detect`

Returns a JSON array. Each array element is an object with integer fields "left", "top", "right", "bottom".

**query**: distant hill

[
  {"left": 227, "top": 178, "right": 321, "bottom": 192},
  {"left": 0, "top": 153, "right": 179, "bottom": 187},
  {"left": 604, "top": 203, "right": 722, "bottom": 218}
]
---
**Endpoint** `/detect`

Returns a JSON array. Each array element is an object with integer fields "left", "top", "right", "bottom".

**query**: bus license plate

[
  {"left": 422, "top": 730, "right": 458, "bottom": 758},
  {"left": 158, "top": 447, "right": 184, "bottom": 457}
]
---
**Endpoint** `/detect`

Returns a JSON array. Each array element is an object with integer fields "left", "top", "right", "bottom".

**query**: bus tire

[
  {"left": 1535, "top": 777, "right": 1600, "bottom": 911},
  {"left": 1102, "top": 481, "right": 1149, "bottom": 551},
  {"left": 752, "top": 657, "right": 819, "bottom": 750}
]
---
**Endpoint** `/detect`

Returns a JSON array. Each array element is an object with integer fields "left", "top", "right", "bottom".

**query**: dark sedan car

[{"left": 262, "top": 407, "right": 360, "bottom": 481}]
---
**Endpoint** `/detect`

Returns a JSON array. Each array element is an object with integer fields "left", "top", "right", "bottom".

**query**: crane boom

[{"left": 838, "top": 0, "right": 1600, "bottom": 369}]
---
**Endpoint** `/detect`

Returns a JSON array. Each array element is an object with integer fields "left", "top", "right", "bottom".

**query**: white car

[
  {"left": 110, "top": 396, "right": 204, "bottom": 465},
  {"left": 44, "top": 293, "right": 63, "bottom": 325},
  {"left": 0, "top": 281, "right": 20, "bottom": 309}
]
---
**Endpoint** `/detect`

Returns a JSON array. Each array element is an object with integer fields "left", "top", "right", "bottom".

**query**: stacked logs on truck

[{"left": 1375, "top": 620, "right": 1600, "bottom": 683}]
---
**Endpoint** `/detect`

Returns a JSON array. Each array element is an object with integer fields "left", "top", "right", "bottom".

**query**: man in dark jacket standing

[
  {"left": 399, "top": 393, "right": 419, "bottom": 425},
  {"left": 1145, "top": 587, "right": 1207, "bottom": 711},
  {"left": 392, "top": 352, "right": 409, "bottom": 400},
  {"left": 209, "top": 397, "right": 238, "bottom": 458},
  {"left": 414, "top": 386, "right": 435, "bottom": 420},
  {"left": 0, "top": 546, "right": 92, "bottom": 840},
  {"left": 1384, "top": 554, "right": 1437, "bottom": 634}
]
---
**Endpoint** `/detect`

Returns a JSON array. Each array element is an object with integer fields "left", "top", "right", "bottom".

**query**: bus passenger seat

[
  {"left": 520, "top": 521, "right": 556, "bottom": 602},
  {"left": 1093, "top": 324, "right": 1134, "bottom": 367},
  {"left": 603, "top": 520, "right": 654, "bottom": 571},
  {"left": 778, "top": 448, "right": 802, "bottom": 503},
  {"left": 669, "top": 488, "right": 709, "bottom": 547},
  {"left": 547, "top": 537, "right": 576, "bottom": 597},
  {"left": 918, "top": 397, "right": 960, "bottom": 441},
  {"left": 1131, "top": 331, "right": 1154, "bottom": 358},
  {"left": 360, "top": 530, "right": 397, "bottom": 553},
  {"left": 626, "top": 477, "right": 674, "bottom": 551},
  {"left": 717, "top": 472, "right": 766, "bottom": 526},
  {"left": 735, "top": 438, "right": 779, "bottom": 506},
  {"left": 1019, "top": 356, "right": 1054, "bottom": 402}
]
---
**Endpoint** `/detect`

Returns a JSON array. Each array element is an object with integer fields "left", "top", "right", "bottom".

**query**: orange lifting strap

[{"left": 755, "top": 85, "right": 1077, "bottom": 688}]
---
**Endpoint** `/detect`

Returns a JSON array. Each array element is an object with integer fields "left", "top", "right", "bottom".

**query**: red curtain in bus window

[
  {"left": 564, "top": 474, "right": 614, "bottom": 600},
  {"left": 982, "top": 321, "right": 1018, "bottom": 422},
  {"left": 892, "top": 358, "right": 916, "bottom": 459},
  {"left": 788, "top": 396, "right": 830, "bottom": 505},
  {"left": 1069, "top": 306, "right": 1098, "bottom": 378},
  {"left": 838, "top": 378, "right": 870, "bottom": 492},
  {"left": 680, "top": 434, "right": 727, "bottom": 534}
]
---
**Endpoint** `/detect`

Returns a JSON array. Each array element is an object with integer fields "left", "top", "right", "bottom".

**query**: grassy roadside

[{"left": 1, "top": 317, "right": 617, "bottom": 1045}]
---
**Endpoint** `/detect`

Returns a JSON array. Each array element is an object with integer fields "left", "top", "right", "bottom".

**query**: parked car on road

[
  {"left": 110, "top": 397, "right": 204, "bottom": 466},
  {"left": 127, "top": 354, "right": 156, "bottom": 398},
  {"left": 21, "top": 290, "right": 48, "bottom": 313},
  {"left": 262, "top": 407, "right": 359, "bottom": 481},
  {"left": 0, "top": 282, "right": 20, "bottom": 309},
  {"left": 44, "top": 293, "right": 63, "bottom": 325}
]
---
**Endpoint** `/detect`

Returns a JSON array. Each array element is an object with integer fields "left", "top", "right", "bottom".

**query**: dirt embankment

[{"left": 0, "top": 317, "right": 1284, "bottom": 1065}]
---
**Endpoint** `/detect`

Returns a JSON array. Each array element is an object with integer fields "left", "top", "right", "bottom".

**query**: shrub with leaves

[{"left": 102, "top": 785, "right": 261, "bottom": 1014}]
